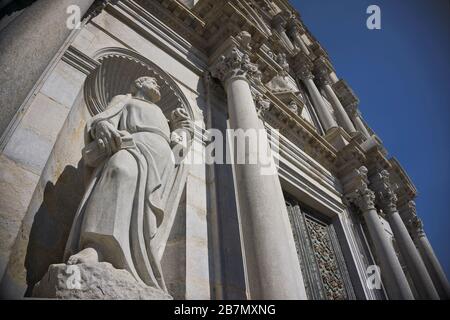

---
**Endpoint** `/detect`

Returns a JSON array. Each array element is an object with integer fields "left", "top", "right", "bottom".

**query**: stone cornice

[
  {"left": 332, "top": 79, "right": 360, "bottom": 111},
  {"left": 133, "top": 0, "right": 206, "bottom": 49},
  {"left": 389, "top": 157, "right": 418, "bottom": 201},
  {"left": 62, "top": 45, "right": 100, "bottom": 75}
]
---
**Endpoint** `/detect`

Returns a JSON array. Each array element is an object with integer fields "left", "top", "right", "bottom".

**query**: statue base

[{"left": 32, "top": 262, "right": 173, "bottom": 300}]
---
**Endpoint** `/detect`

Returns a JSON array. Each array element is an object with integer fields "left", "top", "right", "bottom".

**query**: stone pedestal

[{"left": 32, "top": 263, "right": 173, "bottom": 300}]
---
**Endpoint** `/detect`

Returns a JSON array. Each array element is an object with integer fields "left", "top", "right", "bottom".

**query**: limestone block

[
  {"left": 32, "top": 262, "right": 173, "bottom": 300},
  {"left": 0, "top": 154, "right": 39, "bottom": 277},
  {"left": 21, "top": 93, "right": 70, "bottom": 142},
  {"left": 3, "top": 127, "right": 54, "bottom": 175},
  {"left": 40, "top": 62, "right": 86, "bottom": 108}
]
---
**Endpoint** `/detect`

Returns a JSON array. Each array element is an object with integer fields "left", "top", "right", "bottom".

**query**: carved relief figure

[
  {"left": 63, "top": 76, "right": 187, "bottom": 292},
  {"left": 265, "top": 53, "right": 300, "bottom": 93}
]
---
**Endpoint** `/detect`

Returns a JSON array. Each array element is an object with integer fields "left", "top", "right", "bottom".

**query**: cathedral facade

[{"left": 0, "top": 0, "right": 448, "bottom": 300}]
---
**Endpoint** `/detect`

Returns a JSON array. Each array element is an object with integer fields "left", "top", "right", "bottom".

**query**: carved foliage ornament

[
  {"left": 210, "top": 46, "right": 262, "bottom": 84},
  {"left": 347, "top": 166, "right": 377, "bottom": 212},
  {"left": 305, "top": 218, "right": 347, "bottom": 300},
  {"left": 376, "top": 170, "right": 399, "bottom": 214},
  {"left": 407, "top": 200, "right": 425, "bottom": 236}
]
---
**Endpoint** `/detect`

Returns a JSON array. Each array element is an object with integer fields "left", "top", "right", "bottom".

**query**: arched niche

[{"left": 85, "top": 47, "right": 195, "bottom": 121}]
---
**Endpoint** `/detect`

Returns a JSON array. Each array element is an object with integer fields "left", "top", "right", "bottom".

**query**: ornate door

[{"left": 285, "top": 196, "right": 356, "bottom": 300}]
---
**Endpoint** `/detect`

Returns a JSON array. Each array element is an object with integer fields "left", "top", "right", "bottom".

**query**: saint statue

[{"left": 63, "top": 76, "right": 190, "bottom": 292}]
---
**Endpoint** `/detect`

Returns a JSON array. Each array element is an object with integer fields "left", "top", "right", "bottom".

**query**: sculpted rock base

[{"left": 32, "top": 262, "right": 173, "bottom": 300}]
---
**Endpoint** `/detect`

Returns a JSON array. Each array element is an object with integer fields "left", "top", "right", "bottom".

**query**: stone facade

[{"left": 0, "top": 0, "right": 448, "bottom": 300}]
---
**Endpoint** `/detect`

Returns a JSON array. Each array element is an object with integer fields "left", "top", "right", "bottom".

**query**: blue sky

[{"left": 291, "top": 0, "right": 450, "bottom": 277}]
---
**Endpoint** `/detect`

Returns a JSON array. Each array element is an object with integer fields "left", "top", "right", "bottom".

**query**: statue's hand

[{"left": 95, "top": 121, "right": 121, "bottom": 155}]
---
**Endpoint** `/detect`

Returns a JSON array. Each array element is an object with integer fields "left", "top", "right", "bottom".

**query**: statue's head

[{"left": 131, "top": 76, "right": 161, "bottom": 103}]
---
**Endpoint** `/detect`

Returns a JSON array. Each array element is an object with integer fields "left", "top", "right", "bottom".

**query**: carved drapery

[{"left": 83, "top": 48, "right": 195, "bottom": 261}]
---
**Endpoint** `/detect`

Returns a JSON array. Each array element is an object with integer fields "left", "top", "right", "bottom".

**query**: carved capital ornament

[
  {"left": 210, "top": 46, "right": 262, "bottom": 85},
  {"left": 347, "top": 166, "right": 377, "bottom": 212},
  {"left": 376, "top": 170, "right": 399, "bottom": 214}
]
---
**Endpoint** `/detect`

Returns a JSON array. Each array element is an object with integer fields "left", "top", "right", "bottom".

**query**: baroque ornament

[
  {"left": 376, "top": 170, "right": 399, "bottom": 214},
  {"left": 210, "top": 46, "right": 262, "bottom": 84},
  {"left": 407, "top": 200, "right": 425, "bottom": 237},
  {"left": 348, "top": 166, "right": 377, "bottom": 212}
]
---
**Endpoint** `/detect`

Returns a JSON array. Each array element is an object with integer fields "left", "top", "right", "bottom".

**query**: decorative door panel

[{"left": 285, "top": 196, "right": 356, "bottom": 300}]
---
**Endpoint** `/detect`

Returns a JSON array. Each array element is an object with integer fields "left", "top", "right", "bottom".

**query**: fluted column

[
  {"left": 315, "top": 60, "right": 357, "bottom": 135},
  {"left": 375, "top": 171, "right": 439, "bottom": 299},
  {"left": 0, "top": 0, "right": 96, "bottom": 136},
  {"left": 406, "top": 202, "right": 450, "bottom": 299},
  {"left": 210, "top": 35, "right": 306, "bottom": 300},
  {"left": 347, "top": 167, "right": 414, "bottom": 300},
  {"left": 293, "top": 54, "right": 338, "bottom": 132},
  {"left": 347, "top": 103, "right": 371, "bottom": 139}
]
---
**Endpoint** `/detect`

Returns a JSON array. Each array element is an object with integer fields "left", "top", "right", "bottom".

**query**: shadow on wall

[
  {"left": 24, "top": 161, "right": 86, "bottom": 297},
  {"left": 0, "top": 0, "right": 38, "bottom": 19}
]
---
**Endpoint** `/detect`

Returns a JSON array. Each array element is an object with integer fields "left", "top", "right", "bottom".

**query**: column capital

[
  {"left": 292, "top": 51, "right": 314, "bottom": 80},
  {"left": 209, "top": 33, "right": 262, "bottom": 85},
  {"left": 405, "top": 200, "right": 425, "bottom": 237},
  {"left": 346, "top": 166, "right": 377, "bottom": 212},
  {"left": 272, "top": 11, "right": 290, "bottom": 31},
  {"left": 314, "top": 57, "right": 333, "bottom": 86},
  {"left": 286, "top": 16, "right": 306, "bottom": 36},
  {"left": 373, "top": 170, "right": 399, "bottom": 214}
]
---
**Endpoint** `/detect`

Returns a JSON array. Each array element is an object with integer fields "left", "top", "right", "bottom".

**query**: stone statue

[
  {"left": 265, "top": 53, "right": 300, "bottom": 93},
  {"left": 63, "top": 76, "right": 188, "bottom": 293}
]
